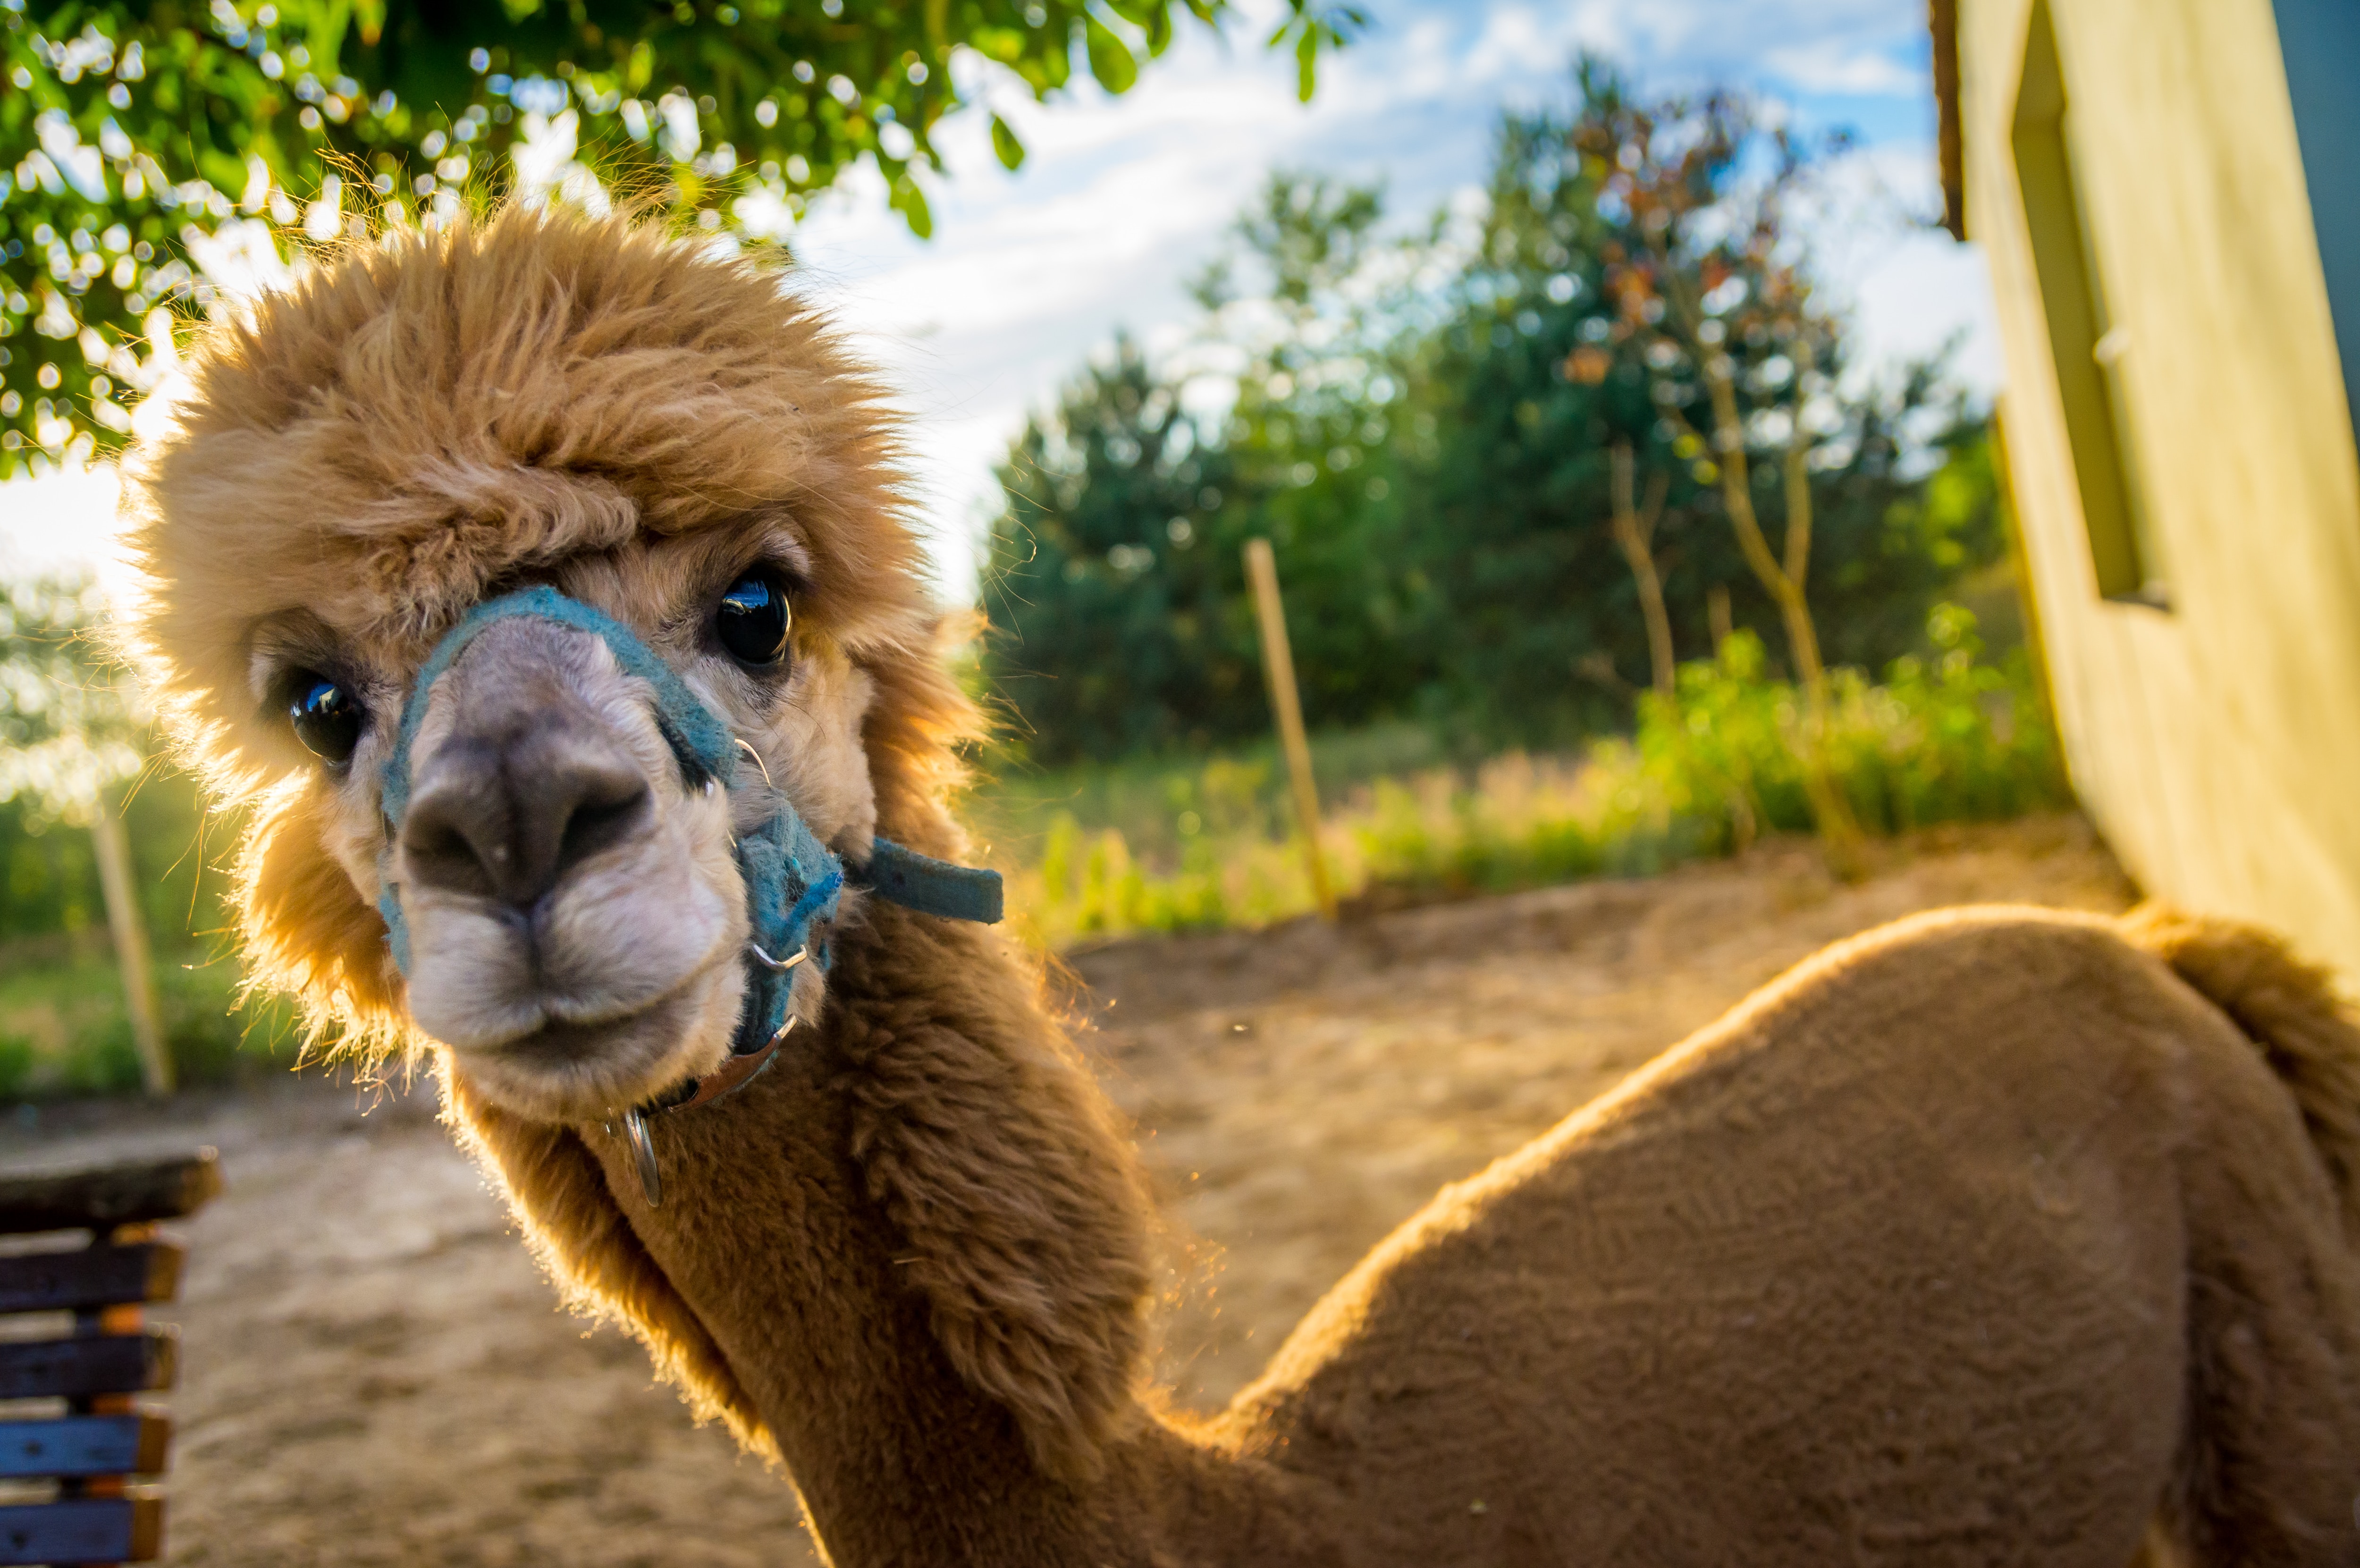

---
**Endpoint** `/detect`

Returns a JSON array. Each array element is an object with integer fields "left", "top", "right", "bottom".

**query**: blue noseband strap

[
  {"left": 860, "top": 839, "right": 1005, "bottom": 925},
  {"left": 374, "top": 586, "right": 1001, "bottom": 1066},
  {"left": 380, "top": 585, "right": 740, "bottom": 826}
]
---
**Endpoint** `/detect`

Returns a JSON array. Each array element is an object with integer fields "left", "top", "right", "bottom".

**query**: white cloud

[
  {"left": 3, "top": 0, "right": 1988, "bottom": 602},
  {"left": 1763, "top": 41, "right": 1926, "bottom": 96},
  {"left": 1850, "top": 237, "right": 2005, "bottom": 398},
  {"left": 782, "top": 0, "right": 1968, "bottom": 601}
]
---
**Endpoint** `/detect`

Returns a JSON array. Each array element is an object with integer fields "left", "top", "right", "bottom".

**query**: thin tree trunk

[
  {"left": 89, "top": 794, "right": 173, "bottom": 1095},
  {"left": 1609, "top": 442, "right": 1677, "bottom": 702},
  {"left": 1695, "top": 339, "right": 1866, "bottom": 872}
]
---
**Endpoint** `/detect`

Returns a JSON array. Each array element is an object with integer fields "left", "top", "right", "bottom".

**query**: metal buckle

[
  {"left": 602, "top": 1012, "right": 801, "bottom": 1206},
  {"left": 600, "top": 946, "right": 806, "bottom": 1210},
  {"left": 618, "top": 1105, "right": 662, "bottom": 1208},
  {"left": 748, "top": 942, "right": 809, "bottom": 972}
]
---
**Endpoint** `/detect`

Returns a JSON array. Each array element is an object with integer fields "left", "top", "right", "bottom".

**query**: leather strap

[{"left": 667, "top": 1019, "right": 795, "bottom": 1114}]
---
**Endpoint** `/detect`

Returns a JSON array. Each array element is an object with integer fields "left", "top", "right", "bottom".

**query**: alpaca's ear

[
  {"left": 834, "top": 912, "right": 1155, "bottom": 1481},
  {"left": 440, "top": 1064, "right": 781, "bottom": 1463}
]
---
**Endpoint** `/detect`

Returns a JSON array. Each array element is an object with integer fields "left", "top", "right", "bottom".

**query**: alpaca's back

[
  {"left": 1221, "top": 905, "right": 2360, "bottom": 1567},
  {"left": 2117, "top": 903, "right": 2360, "bottom": 1562}
]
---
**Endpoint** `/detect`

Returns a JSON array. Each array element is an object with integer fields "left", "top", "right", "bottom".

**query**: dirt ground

[{"left": 0, "top": 815, "right": 2136, "bottom": 1566}]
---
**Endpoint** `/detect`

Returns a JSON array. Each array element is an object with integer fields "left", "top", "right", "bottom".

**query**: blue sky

[
  {"left": 780, "top": 0, "right": 1996, "bottom": 599},
  {"left": 0, "top": 0, "right": 2000, "bottom": 595}
]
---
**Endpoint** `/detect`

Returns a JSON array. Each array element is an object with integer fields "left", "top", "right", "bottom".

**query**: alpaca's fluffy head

[
  {"left": 114, "top": 208, "right": 974, "bottom": 1118},
  {"left": 116, "top": 209, "right": 1155, "bottom": 1488}
]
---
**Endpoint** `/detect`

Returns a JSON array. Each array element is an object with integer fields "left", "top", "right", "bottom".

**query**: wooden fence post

[
  {"left": 1243, "top": 539, "right": 1337, "bottom": 922},
  {"left": 88, "top": 795, "right": 172, "bottom": 1096}
]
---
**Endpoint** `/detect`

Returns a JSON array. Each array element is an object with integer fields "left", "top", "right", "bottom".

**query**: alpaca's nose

[{"left": 399, "top": 718, "right": 653, "bottom": 912}]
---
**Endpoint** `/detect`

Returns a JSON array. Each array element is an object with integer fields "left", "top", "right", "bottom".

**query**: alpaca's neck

[
  {"left": 572, "top": 904, "right": 1332, "bottom": 1566},
  {"left": 604, "top": 1040, "right": 1101, "bottom": 1560}
]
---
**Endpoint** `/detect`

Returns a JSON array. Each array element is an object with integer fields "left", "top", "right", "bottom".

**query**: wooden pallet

[{"left": 0, "top": 1150, "right": 220, "bottom": 1568}]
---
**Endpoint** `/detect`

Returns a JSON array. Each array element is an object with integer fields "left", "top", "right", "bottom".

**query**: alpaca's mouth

[
  {"left": 495, "top": 992, "right": 703, "bottom": 1065},
  {"left": 440, "top": 950, "right": 750, "bottom": 1124},
  {"left": 413, "top": 905, "right": 742, "bottom": 1053}
]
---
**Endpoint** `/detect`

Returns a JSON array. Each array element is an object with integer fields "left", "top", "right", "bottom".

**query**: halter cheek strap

[{"left": 375, "top": 586, "right": 1002, "bottom": 1203}]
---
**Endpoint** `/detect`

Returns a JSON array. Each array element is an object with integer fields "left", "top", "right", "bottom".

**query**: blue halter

[{"left": 375, "top": 585, "right": 1002, "bottom": 1076}]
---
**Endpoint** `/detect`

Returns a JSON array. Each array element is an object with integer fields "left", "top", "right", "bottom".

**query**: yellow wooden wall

[{"left": 1960, "top": 0, "right": 2360, "bottom": 979}]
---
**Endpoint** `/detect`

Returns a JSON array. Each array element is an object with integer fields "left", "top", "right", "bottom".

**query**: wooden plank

[
  {"left": 0, "top": 1494, "right": 163, "bottom": 1565},
  {"left": 0, "top": 1244, "right": 182, "bottom": 1315},
  {"left": 0, "top": 1415, "right": 170, "bottom": 1480},
  {"left": 0, "top": 1152, "right": 219, "bottom": 1235},
  {"left": 0, "top": 1333, "right": 176, "bottom": 1401}
]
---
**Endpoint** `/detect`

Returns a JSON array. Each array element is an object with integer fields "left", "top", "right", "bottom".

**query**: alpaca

[{"left": 116, "top": 209, "right": 2360, "bottom": 1567}]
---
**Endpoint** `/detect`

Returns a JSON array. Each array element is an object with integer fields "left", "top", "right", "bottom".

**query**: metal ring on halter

[
  {"left": 620, "top": 1105, "right": 663, "bottom": 1208},
  {"left": 748, "top": 942, "right": 809, "bottom": 972}
]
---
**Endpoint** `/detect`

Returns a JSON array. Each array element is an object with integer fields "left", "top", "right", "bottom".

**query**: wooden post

[
  {"left": 1243, "top": 539, "right": 1336, "bottom": 921},
  {"left": 88, "top": 796, "right": 173, "bottom": 1096}
]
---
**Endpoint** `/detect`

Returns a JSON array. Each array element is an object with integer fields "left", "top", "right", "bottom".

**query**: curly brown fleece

[
  {"left": 111, "top": 206, "right": 1149, "bottom": 1476},
  {"left": 116, "top": 209, "right": 2360, "bottom": 1566}
]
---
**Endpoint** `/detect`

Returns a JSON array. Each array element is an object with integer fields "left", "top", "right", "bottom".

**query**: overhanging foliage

[{"left": 0, "top": 0, "right": 1363, "bottom": 472}]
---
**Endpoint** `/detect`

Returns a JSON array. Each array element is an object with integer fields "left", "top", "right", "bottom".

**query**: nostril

[
  {"left": 399, "top": 735, "right": 652, "bottom": 912},
  {"left": 552, "top": 773, "right": 651, "bottom": 885},
  {"left": 399, "top": 752, "right": 510, "bottom": 902},
  {"left": 404, "top": 811, "right": 502, "bottom": 901}
]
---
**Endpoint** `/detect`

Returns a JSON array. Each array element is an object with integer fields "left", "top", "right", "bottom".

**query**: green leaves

[
  {"left": 991, "top": 112, "right": 1027, "bottom": 172},
  {"left": 1266, "top": 4, "right": 1367, "bottom": 103},
  {"left": 889, "top": 172, "right": 934, "bottom": 240},
  {"left": 0, "top": 0, "right": 1360, "bottom": 474},
  {"left": 1083, "top": 15, "right": 1138, "bottom": 95}
]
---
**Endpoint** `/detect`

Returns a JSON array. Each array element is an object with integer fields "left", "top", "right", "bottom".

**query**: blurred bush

[
  {"left": 0, "top": 954, "right": 300, "bottom": 1101},
  {"left": 995, "top": 605, "right": 2066, "bottom": 947},
  {"left": 0, "top": 573, "right": 275, "bottom": 1104}
]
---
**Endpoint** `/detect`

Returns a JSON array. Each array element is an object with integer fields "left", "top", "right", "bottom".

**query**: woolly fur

[
  {"left": 117, "top": 208, "right": 2360, "bottom": 1566},
  {"left": 113, "top": 207, "right": 1149, "bottom": 1477}
]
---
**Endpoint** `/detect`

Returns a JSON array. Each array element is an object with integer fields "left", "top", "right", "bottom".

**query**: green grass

[
  {"left": 0, "top": 949, "right": 301, "bottom": 1101},
  {"left": 977, "top": 605, "right": 2068, "bottom": 948},
  {"left": 964, "top": 722, "right": 1451, "bottom": 867}
]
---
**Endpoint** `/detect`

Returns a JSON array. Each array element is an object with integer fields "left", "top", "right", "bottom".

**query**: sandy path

[{"left": 1, "top": 816, "right": 2134, "bottom": 1565}]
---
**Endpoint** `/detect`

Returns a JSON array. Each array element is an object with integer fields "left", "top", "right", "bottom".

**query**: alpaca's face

[{"left": 248, "top": 531, "right": 879, "bottom": 1123}]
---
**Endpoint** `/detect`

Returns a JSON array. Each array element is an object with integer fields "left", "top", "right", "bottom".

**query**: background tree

[
  {"left": 1567, "top": 59, "right": 1867, "bottom": 855},
  {"left": 0, "top": 574, "right": 169, "bottom": 1090},
  {"left": 1396, "top": 71, "right": 2003, "bottom": 748},
  {"left": 1608, "top": 439, "right": 1672, "bottom": 699},
  {"left": 0, "top": 0, "right": 1364, "bottom": 472},
  {"left": 988, "top": 63, "right": 2009, "bottom": 768},
  {"left": 1193, "top": 173, "right": 1434, "bottom": 731},
  {"left": 988, "top": 335, "right": 1253, "bottom": 762},
  {"left": 986, "top": 173, "right": 1437, "bottom": 763}
]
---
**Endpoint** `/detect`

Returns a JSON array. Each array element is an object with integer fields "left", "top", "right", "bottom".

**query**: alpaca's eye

[
  {"left": 287, "top": 672, "right": 363, "bottom": 764},
  {"left": 716, "top": 570, "right": 792, "bottom": 667}
]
